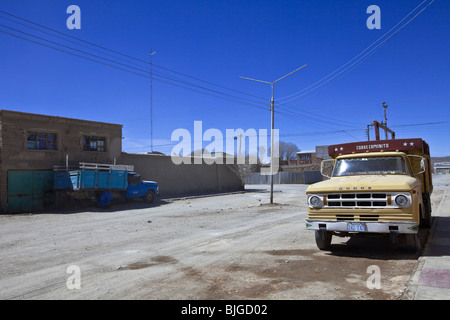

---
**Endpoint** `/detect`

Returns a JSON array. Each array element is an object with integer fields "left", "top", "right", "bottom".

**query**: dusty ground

[{"left": 0, "top": 175, "right": 449, "bottom": 300}]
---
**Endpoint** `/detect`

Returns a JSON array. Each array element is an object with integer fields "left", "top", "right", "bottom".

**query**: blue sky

[{"left": 0, "top": 0, "right": 449, "bottom": 157}]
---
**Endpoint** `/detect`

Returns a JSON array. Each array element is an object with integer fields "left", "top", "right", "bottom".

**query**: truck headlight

[
  {"left": 395, "top": 195, "right": 409, "bottom": 207},
  {"left": 308, "top": 195, "right": 322, "bottom": 208}
]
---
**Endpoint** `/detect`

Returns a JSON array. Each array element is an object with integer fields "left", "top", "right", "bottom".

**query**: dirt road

[{"left": 1, "top": 175, "right": 449, "bottom": 300}]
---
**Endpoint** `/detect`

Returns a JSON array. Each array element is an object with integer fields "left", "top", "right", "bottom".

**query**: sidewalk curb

[{"left": 403, "top": 216, "right": 438, "bottom": 299}]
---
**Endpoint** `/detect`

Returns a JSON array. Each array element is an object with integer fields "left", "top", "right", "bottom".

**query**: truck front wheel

[
  {"left": 315, "top": 230, "right": 332, "bottom": 250},
  {"left": 405, "top": 233, "right": 420, "bottom": 253},
  {"left": 144, "top": 190, "right": 155, "bottom": 204}
]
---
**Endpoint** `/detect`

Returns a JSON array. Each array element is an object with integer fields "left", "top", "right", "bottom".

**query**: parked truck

[
  {"left": 305, "top": 138, "right": 432, "bottom": 251},
  {"left": 54, "top": 162, "right": 159, "bottom": 208}
]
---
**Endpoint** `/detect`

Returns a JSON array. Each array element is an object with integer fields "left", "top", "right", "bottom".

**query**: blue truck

[{"left": 54, "top": 162, "right": 159, "bottom": 207}]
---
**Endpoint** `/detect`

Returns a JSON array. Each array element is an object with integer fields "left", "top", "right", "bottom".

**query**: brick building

[{"left": 0, "top": 110, "right": 122, "bottom": 213}]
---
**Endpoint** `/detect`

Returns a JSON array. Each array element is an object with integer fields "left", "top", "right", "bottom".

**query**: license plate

[{"left": 347, "top": 222, "right": 366, "bottom": 232}]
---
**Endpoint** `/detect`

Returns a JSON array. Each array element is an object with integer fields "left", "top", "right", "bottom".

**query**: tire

[
  {"left": 315, "top": 230, "right": 332, "bottom": 250},
  {"left": 97, "top": 191, "right": 113, "bottom": 208},
  {"left": 389, "top": 231, "right": 399, "bottom": 246},
  {"left": 405, "top": 233, "right": 420, "bottom": 253},
  {"left": 420, "top": 194, "right": 432, "bottom": 228},
  {"left": 144, "top": 190, "right": 155, "bottom": 204}
]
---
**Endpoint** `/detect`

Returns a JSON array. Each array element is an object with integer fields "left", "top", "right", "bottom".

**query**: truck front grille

[
  {"left": 326, "top": 193, "right": 388, "bottom": 208},
  {"left": 307, "top": 192, "right": 414, "bottom": 222},
  {"left": 336, "top": 214, "right": 380, "bottom": 221}
]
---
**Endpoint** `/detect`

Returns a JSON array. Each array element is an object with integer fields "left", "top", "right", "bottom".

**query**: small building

[
  {"left": 296, "top": 150, "right": 316, "bottom": 165},
  {"left": 296, "top": 146, "right": 330, "bottom": 165},
  {"left": 434, "top": 162, "right": 450, "bottom": 174},
  {"left": 0, "top": 110, "right": 122, "bottom": 213}
]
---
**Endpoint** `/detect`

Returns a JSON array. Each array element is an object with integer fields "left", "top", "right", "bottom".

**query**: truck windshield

[{"left": 332, "top": 156, "right": 408, "bottom": 177}]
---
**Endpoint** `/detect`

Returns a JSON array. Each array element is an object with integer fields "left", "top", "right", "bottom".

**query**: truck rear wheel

[
  {"left": 144, "top": 190, "right": 155, "bottom": 204},
  {"left": 315, "top": 230, "right": 332, "bottom": 250},
  {"left": 97, "top": 191, "right": 113, "bottom": 208},
  {"left": 420, "top": 194, "right": 432, "bottom": 228}
]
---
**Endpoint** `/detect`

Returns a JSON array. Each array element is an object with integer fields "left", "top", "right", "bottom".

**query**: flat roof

[
  {"left": 434, "top": 163, "right": 450, "bottom": 169},
  {"left": 0, "top": 109, "right": 123, "bottom": 127}
]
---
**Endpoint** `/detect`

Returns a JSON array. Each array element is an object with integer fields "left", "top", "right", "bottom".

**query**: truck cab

[
  {"left": 305, "top": 138, "right": 432, "bottom": 251},
  {"left": 126, "top": 172, "right": 159, "bottom": 203}
]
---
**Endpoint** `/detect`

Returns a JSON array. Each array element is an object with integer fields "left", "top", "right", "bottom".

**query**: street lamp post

[
  {"left": 240, "top": 64, "right": 307, "bottom": 204},
  {"left": 150, "top": 49, "right": 156, "bottom": 153}
]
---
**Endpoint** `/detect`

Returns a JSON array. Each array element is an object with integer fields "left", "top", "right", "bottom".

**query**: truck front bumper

[{"left": 305, "top": 219, "right": 418, "bottom": 234}]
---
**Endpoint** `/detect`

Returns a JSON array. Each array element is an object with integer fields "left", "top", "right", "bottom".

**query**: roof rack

[
  {"left": 79, "top": 162, "right": 134, "bottom": 172},
  {"left": 53, "top": 165, "right": 79, "bottom": 172},
  {"left": 53, "top": 162, "right": 134, "bottom": 172}
]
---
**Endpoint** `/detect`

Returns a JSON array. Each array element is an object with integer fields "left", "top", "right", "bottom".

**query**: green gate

[{"left": 7, "top": 170, "right": 55, "bottom": 213}]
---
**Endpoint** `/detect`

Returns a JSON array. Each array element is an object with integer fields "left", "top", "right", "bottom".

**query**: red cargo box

[{"left": 328, "top": 138, "right": 429, "bottom": 158}]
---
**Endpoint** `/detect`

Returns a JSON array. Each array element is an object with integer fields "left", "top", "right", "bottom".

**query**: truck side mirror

[
  {"left": 419, "top": 158, "right": 426, "bottom": 174},
  {"left": 408, "top": 155, "right": 426, "bottom": 175},
  {"left": 321, "top": 159, "right": 334, "bottom": 179}
]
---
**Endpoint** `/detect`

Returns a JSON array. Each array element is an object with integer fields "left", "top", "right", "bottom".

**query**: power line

[
  {"left": 0, "top": 9, "right": 268, "bottom": 104},
  {"left": 391, "top": 120, "right": 450, "bottom": 129},
  {"left": 0, "top": 15, "right": 353, "bottom": 131},
  {"left": 0, "top": 9, "right": 370, "bottom": 131},
  {"left": 125, "top": 119, "right": 450, "bottom": 152},
  {"left": 0, "top": 23, "right": 270, "bottom": 112},
  {"left": 0, "top": 27, "right": 151, "bottom": 78},
  {"left": 0, "top": 9, "right": 150, "bottom": 66},
  {"left": 272, "top": 1, "right": 436, "bottom": 128},
  {"left": 126, "top": 127, "right": 364, "bottom": 151},
  {"left": 0, "top": 10, "right": 272, "bottom": 110},
  {"left": 2, "top": 8, "right": 441, "bottom": 141},
  {"left": 0, "top": 23, "right": 153, "bottom": 75},
  {"left": 279, "top": 0, "right": 434, "bottom": 104},
  {"left": 0, "top": 13, "right": 149, "bottom": 70},
  {"left": 277, "top": 0, "right": 436, "bottom": 106}
]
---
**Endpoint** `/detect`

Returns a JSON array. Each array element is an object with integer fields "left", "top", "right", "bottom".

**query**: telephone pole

[
  {"left": 150, "top": 49, "right": 156, "bottom": 153},
  {"left": 240, "top": 64, "right": 307, "bottom": 204},
  {"left": 382, "top": 102, "right": 388, "bottom": 140}
]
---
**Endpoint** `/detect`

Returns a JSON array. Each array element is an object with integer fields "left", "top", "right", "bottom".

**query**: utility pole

[
  {"left": 366, "top": 123, "right": 373, "bottom": 141},
  {"left": 238, "top": 133, "right": 242, "bottom": 158},
  {"left": 240, "top": 64, "right": 307, "bottom": 204},
  {"left": 382, "top": 102, "right": 388, "bottom": 140},
  {"left": 150, "top": 49, "right": 156, "bottom": 153}
]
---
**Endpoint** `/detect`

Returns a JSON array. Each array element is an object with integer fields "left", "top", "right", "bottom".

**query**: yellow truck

[{"left": 305, "top": 138, "right": 432, "bottom": 251}]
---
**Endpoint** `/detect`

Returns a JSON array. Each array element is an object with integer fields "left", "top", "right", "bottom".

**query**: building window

[
  {"left": 83, "top": 136, "right": 106, "bottom": 152},
  {"left": 27, "top": 132, "right": 56, "bottom": 150},
  {"left": 300, "top": 154, "right": 312, "bottom": 160}
]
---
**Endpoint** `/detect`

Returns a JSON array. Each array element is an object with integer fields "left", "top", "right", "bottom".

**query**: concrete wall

[
  {"left": 0, "top": 110, "right": 122, "bottom": 212},
  {"left": 119, "top": 153, "right": 244, "bottom": 197},
  {"left": 245, "top": 171, "right": 323, "bottom": 185}
]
